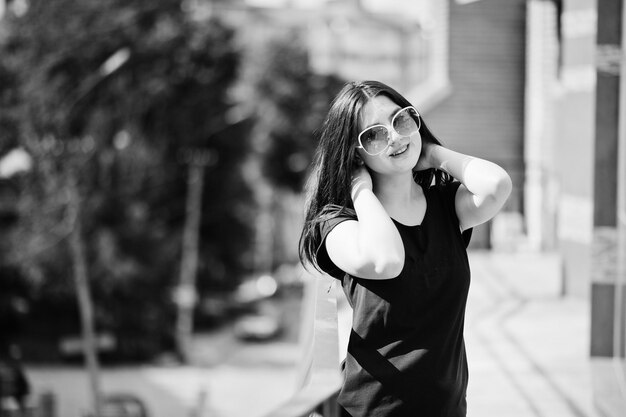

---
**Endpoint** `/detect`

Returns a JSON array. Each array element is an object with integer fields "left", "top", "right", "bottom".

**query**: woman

[{"left": 299, "top": 81, "right": 512, "bottom": 416}]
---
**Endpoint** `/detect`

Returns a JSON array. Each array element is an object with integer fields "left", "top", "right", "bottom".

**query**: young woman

[{"left": 299, "top": 81, "right": 512, "bottom": 416}]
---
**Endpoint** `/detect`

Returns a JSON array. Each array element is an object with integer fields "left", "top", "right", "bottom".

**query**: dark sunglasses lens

[
  {"left": 394, "top": 108, "right": 419, "bottom": 136},
  {"left": 361, "top": 127, "right": 389, "bottom": 154}
]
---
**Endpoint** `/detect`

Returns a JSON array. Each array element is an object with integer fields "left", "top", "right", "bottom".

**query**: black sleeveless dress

[{"left": 317, "top": 181, "right": 473, "bottom": 417}]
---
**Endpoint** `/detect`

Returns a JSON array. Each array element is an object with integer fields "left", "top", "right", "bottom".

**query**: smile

[{"left": 390, "top": 144, "right": 409, "bottom": 157}]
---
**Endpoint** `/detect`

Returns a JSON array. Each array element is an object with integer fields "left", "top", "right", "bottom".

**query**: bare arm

[
  {"left": 325, "top": 167, "right": 404, "bottom": 280},
  {"left": 419, "top": 144, "right": 512, "bottom": 231}
]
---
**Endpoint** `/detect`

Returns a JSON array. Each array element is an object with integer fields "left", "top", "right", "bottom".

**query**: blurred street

[
  {"left": 24, "top": 250, "right": 598, "bottom": 417},
  {"left": 25, "top": 293, "right": 303, "bottom": 417},
  {"left": 464, "top": 251, "right": 596, "bottom": 417}
]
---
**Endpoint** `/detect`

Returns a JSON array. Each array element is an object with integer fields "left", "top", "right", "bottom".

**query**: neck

[{"left": 372, "top": 172, "right": 418, "bottom": 207}]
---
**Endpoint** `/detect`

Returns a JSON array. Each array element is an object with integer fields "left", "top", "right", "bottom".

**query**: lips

[{"left": 389, "top": 144, "right": 409, "bottom": 157}]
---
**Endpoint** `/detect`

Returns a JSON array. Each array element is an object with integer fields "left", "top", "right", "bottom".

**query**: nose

[{"left": 388, "top": 129, "right": 403, "bottom": 144}]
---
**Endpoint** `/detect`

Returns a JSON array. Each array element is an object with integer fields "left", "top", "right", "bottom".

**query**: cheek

[
  {"left": 411, "top": 133, "right": 423, "bottom": 157},
  {"left": 356, "top": 149, "right": 379, "bottom": 171},
  {"left": 361, "top": 154, "right": 379, "bottom": 170},
  {"left": 413, "top": 131, "right": 423, "bottom": 147}
]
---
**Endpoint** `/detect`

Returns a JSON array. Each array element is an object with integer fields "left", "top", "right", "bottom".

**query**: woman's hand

[
  {"left": 414, "top": 142, "right": 439, "bottom": 171},
  {"left": 351, "top": 166, "right": 373, "bottom": 201},
  {"left": 424, "top": 145, "right": 512, "bottom": 231}
]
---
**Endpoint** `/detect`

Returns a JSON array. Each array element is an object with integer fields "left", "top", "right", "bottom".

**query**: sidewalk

[
  {"left": 26, "top": 360, "right": 298, "bottom": 417},
  {"left": 26, "top": 296, "right": 303, "bottom": 417},
  {"left": 464, "top": 251, "right": 597, "bottom": 417}
]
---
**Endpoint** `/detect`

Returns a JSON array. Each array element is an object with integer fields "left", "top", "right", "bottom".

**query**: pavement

[
  {"left": 26, "top": 298, "right": 303, "bottom": 417},
  {"left": 24, "top": 250, "right": 599, "bottom": 417},
  {"left": 462, "top": 251, "right": 597, "bottom": 417}
]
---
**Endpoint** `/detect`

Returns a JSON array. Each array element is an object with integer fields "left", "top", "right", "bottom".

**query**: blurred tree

[
  {"left": 237, "top": 31, "right": 343, "bottom": 271},
  {"left": 0, "top": 0, "right": 253, "bottom": 366},
  {"left": 242, "top": 32, "right": 344, "bottom": 192},
  {"left": 0, "top": 60, "right": 19, "bottom": 155}
]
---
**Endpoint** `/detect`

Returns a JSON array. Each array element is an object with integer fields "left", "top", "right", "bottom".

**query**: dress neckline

[{"left": 390, "top": 186, "right": 429, "bottom": 228}]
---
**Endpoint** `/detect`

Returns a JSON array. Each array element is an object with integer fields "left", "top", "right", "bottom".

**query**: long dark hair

[{"left": 298, "top": 80, "right": 451, "bottom": 271}]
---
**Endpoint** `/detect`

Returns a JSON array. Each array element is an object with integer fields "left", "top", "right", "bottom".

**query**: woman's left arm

[{"left": 420, "top": 144, "right": 512, "bottom": 231}]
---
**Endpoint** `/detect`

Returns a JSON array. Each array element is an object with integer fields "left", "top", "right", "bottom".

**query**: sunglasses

[{"left": 357, "top": 106, "right": 421, "bottom": 156}]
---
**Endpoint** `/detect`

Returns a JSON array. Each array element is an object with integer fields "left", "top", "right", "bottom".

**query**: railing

[{"left": 264, "top": 275, "right": 342, "bottom": 417}]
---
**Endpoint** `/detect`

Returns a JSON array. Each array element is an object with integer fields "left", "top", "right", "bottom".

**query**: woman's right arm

[{"left": 324, "top": 167, "right": 404, "bottom": 280}]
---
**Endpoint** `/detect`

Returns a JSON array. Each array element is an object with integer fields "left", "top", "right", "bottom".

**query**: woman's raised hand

[
  {"left": 414, "top": 142, "right": 439, "bottom": 172},
  {"left": 350, "top": 166, "right": 373, "bottom": 201}
]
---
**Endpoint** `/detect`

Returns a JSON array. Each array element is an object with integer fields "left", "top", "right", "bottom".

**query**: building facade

[{"left": 426, "top": 0, "right": 528, "bottom": 248}]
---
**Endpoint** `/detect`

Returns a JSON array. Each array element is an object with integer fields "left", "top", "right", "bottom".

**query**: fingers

[{"left": 350, "top": 166, "right": 373, "bottom": 200}]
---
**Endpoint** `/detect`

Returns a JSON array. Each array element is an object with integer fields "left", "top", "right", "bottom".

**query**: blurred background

[{"left": 0, "top": 0, "right": 624, "bottom": 416}]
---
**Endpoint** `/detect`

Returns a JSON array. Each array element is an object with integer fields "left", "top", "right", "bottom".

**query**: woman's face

[{"left": 356, "top": 95, "right": 422, "bottom": 176}]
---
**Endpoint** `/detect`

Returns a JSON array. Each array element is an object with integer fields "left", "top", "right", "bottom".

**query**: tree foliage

[
  {"left": 241, "top": 31, "right": 344, "bottom": 192},
  {"left": 0, "top": 0, "right": 254, "bottom": 361}
]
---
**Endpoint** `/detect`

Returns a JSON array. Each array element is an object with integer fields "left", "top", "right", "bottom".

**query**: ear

[{"left": 354, "top": 152, "right": 365, "bottom": 166}]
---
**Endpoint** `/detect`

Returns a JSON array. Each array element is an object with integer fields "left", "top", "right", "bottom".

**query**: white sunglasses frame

[{"left": 356, "top": 106, "right": 421, "bottom": 156}]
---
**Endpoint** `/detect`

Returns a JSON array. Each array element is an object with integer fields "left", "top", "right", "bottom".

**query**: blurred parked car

[
  {"left": 233, "top": 274, "right": 278, "bottom": 304},
  {"left": 84, "top": 393, "right": 148, "bottom": 417},
  {"left": 233, "top": 313, "right": 282, "bottom": 342}
]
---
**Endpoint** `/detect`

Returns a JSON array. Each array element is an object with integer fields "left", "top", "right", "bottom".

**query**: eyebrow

[{"left": 362, "top": 106, "right": 403, "bottom": 131}]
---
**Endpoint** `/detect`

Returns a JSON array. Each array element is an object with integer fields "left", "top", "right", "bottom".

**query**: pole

[
  {"left": 175, "top": 150, "right": 210, "bottom": 363},
  {"left": 67, "top": 172, "right": 102, "bottom": 417}
]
